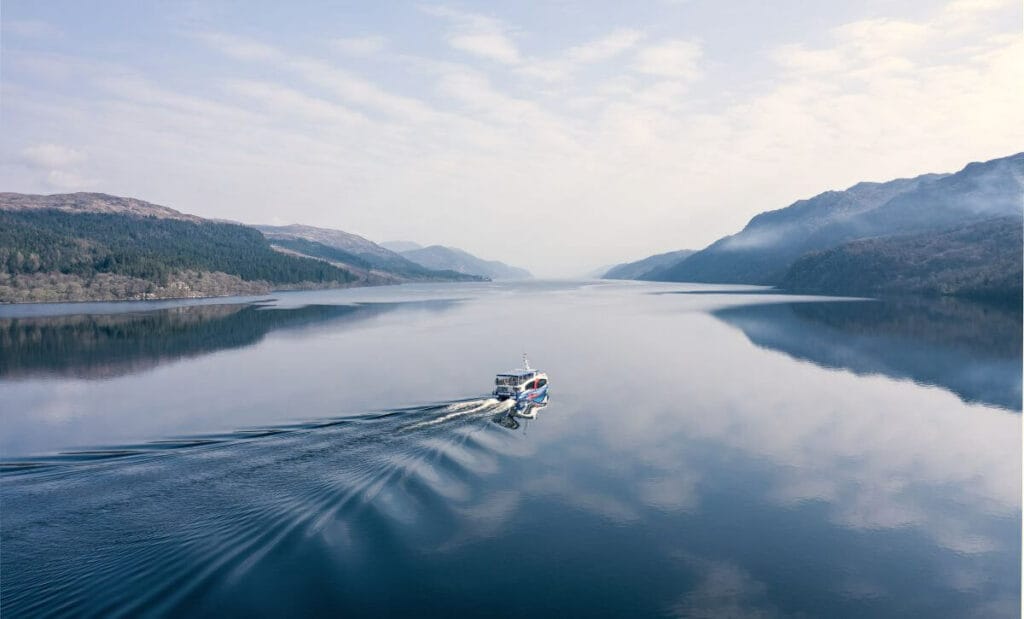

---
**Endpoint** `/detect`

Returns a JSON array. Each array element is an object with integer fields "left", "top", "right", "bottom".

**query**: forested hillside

[
  {"left": 0, "top": 208, "right": 355, "bottom": 302},
  {"left": 780, "top": 217, "right": 1022, "bottom": 302}
]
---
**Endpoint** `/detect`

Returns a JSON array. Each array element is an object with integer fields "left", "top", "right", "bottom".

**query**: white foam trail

[
  {"left": 403, "top": 398, "right": 509, "bottom": 430},
  {"left": 493, "top": 399, "right": 514, "bottom": 414},
  {"left": 442, "top": 399, "right": 490, "bottom": 413}
]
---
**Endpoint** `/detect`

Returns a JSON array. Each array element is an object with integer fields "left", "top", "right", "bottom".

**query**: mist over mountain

[
  {"left": 647, "top": 174, "right": 943, "bottom": 284},
  {"left": 399, "top": 245, "right": 532, "bottom": 280},
  {"left": 603, "top": 250, "right": 695, "bottom": 280},
  {"left": 610, "top": 152, "right": 1022, "bottom": 300}
]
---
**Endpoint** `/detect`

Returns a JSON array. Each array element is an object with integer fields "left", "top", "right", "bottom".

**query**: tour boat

[{"left": 493, "top": 355, "right": 549, "bottom": 409}]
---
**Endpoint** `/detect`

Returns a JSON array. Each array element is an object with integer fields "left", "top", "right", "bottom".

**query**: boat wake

[
  {"left": 402, "top": 398, "right": 514, "bottom": 430},
  {"left": 0, "top": 394, "right": 544, "bottom": 617}
]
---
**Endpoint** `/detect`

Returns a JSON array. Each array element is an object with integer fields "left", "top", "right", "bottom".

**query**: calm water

[{"left": 1, "top": 281, "right": 1020, "bottom": 617}]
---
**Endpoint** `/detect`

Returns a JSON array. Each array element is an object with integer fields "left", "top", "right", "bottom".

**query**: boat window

[{"left": 538, "top": 378, "right": 547, "bottom": 387}]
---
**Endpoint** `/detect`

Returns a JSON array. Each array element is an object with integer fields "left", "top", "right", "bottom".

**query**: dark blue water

[{"left": 1, "top": 282, "right": 1020, "bottom": 617}]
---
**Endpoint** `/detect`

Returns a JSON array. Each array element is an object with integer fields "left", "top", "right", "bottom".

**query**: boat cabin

[{"left": 494, "top": 369, "right": 548, "bottom": 399}]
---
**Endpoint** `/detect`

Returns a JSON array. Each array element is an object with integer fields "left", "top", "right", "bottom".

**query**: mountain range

[
  {"left": 261, "top": 230, "right": 530, "bottom": 281},
  {"left": 392, "top": 244, "right": 532, "bottom": 280},
  {"left": 0, "top": 193, "right": 482, "bottom": 303},
  {"left": 5, "top": 152, "right": 1020, "bottom": 304},
  {"left": 254, "top": 225, "right": 482, "bottom": 284},
  {"left": 604, "top": 152, "right": 1023, "bottom": 302}
]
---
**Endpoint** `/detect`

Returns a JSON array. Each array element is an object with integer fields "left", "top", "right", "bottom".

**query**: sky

[{"left": 1, "top": 1, "right": 1021, "bottom": 277}]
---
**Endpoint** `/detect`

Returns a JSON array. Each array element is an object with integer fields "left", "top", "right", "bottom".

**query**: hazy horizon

[{"left": 2, "top": 0, "right": 1021, "bottom": 276}]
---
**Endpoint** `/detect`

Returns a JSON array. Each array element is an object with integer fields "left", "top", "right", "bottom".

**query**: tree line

[{"left": 0, "top": 210, "right": 356, "bottom": 286}]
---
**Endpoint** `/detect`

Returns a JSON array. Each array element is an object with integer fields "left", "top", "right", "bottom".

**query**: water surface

[{"left": 2, "top": 281, "right": 1020, "bottom": 617}]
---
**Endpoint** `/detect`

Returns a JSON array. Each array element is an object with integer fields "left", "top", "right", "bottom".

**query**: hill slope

[
  {"left": 646, "top": 175, "right": 941, "bottom": 284},
  {"left": 648, "top": 153, "right": 1023, "bottom": 285},
  {"left": 0, "top": 193, "right": 356, "bottom": 303},
  {"left": 255, "top": 225, "right": 483, "bottom": 283},
  {"left": 0, "top": 191, "right": 204, "bottom": 222},
  {"left": 400, "top": 245, "right": 531, "bottom": 280},
  {"left": 780, "top": 217, "right": 1023, "bottom": 302},
  {"left": 602, "top": 250, "right": 695, "bottom": 280},
  {"left": 380, "top": 241, "right": 423, "bottom": 252}
]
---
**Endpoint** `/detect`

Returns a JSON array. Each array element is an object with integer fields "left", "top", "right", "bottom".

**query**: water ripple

[{"left": 0, "top": 396, "right": 533, "bottom": 617}]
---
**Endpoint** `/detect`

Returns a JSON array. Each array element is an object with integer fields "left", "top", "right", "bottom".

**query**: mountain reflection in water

[
  {"left": 713, "top": 296, "right": 1022, "bottom": 411},
  {"left": 0, "top": 300, "right": 457, "bottom": 380}
]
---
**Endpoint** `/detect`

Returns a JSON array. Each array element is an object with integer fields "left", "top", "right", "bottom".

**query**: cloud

[
  {"left": 99, "top": 74, "right": 265, "bottom": 125},
  {"left": 772, "top": 44, "right": 846, "bottom": 74},
  {"left": 449, "top": 31, "right": 520, "bottom": 64},
  {"left": 436, "top": 68, "right": 550, "bottom": 126},
  {"left": 938, "top": 0, "right": 1017, "bottom": 34},
  {"left": 193, "top": 32, "right": 279, "bottom": 61},
  {"left": 331, "top": 35, "right": 387, "bottom": 55},
  {"left": 424, "top": 6, "right": 521, "bottom": 64},
  {"left": 199, "top": 32, "right": 437, "bottom": 122},
  {"left": 45, "top": 170, "right": 95, "bottom": 190},
  {"left": 517, "top": 28, "right": 646, "bottom": 83},
  {"left": 772, "top": 0, "right": 1014, "bottom": 78},
  {"left": 225, "top": 79, "right": 368, "bottom": 126},
  {"left": 633, "top": 39, "right": 703, "bottom": 80},
  {"left": 515, "top": 60, "right": 570, "bottom": 82},
  {"left": 3, "top": 19, "right": 63, "bottom": 39},
  {"left": 567, "top": 28, "right": 645, "bottom": 63},
  {"left": 833, "top": 18, "right": 930, "bottom": 59},
  {"left": 19, "top": 144, "right": 95, "bottom": 189},
  {"left": 22, "top": 143, "right": 84, "bottom": 168}
]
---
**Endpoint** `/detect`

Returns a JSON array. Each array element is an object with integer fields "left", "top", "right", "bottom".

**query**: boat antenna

[{"left": 522, "top": 353, "right": 531, "bottom": 371}]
